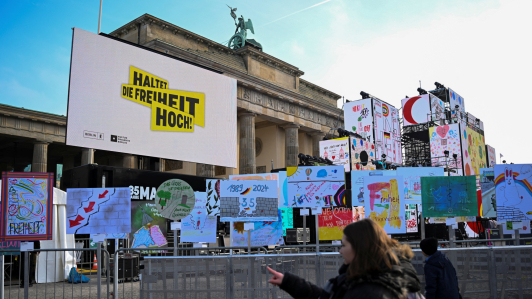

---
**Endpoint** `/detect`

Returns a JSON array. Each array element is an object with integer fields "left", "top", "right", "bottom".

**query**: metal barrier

[
  {"left": 3, "top": 244, "right": 532, "bottom": 298},
  {"left": 1, "top": 245, "right": 110, "bottom": 299},
  {"left": 106, "top": 246, "right": 532, "bottom": 299}
]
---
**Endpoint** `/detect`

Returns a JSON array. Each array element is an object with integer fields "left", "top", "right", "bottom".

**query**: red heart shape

[
  {"left": 332, "top": 156, "right": 336, "bottom": 160},
  {"left": 436, "top": 125, "right": 449, "bottom": 138}
]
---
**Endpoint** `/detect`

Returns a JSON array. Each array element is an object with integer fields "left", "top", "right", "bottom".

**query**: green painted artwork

[
  {"left": 281, "top": 207, "right": 293, "bottom": 236},
  {"left": 421, "top": 176, "right": 477, "bottom": 217},
  {"left": 156, "top": 179, "right": 195, "bottom": 221}
]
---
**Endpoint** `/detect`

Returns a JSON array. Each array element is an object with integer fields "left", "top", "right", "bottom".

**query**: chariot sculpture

[{"left": 227, "top": 5, "right": 255, "bottom": 50}]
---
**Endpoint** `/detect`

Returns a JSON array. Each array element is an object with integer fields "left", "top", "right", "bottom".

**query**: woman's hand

[{"left": 267, "top": 267, "right": 284, "bottom": 286}]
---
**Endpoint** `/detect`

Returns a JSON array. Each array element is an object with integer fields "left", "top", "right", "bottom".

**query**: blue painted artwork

[{"left": 421, "top": 176, "right": 477, "bottom": 217}]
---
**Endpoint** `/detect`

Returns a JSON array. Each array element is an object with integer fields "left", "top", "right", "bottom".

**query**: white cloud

[{"left": 313, "top": 0, "right": 531, "bottom": 163}]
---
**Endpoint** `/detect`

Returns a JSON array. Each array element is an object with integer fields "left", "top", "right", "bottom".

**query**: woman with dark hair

[{"left": 267, "top": 219, "right": 408, "bottom": 299}]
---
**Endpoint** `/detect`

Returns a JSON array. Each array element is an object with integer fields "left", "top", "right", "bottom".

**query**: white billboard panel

[
  {"left": 373, "top": 99, "right": 401, "bottom": 164},
  {"left": 343, "top": 99, "right": 374, "bottom": 142},
  {"left": 66, "top": 28, "right": 237, "bottom": 167},
  {"left": 319, "top": 137, "right": 350, "bottom": 172},
  {"left": 401, "top": 95, "right": 430, "bottom": 126}
]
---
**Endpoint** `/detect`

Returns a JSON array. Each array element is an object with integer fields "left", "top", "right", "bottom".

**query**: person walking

[
  {"left": 420, "top": 238, "right": 460, "bottom": 299},
  {"left": 267, "top": 219, "right": 408, "bottom": 299},
  {"left": 390, "top": 240, "right": 424, "bottom": 298}
]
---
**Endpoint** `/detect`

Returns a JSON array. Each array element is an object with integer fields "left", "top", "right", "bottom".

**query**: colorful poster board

[
  {"left": 319, "top": 137, "right": 350, "bottom": 172},
  {"left": 486, "top": 145, "right": 497, "bottom": 168},
  {"left": 0, "top": 240, "right": 20, "bottom": 255},
  {"left": 350, "top": 137, "right": 376, "bottom": 171},
  {"left": 229, "top": 173, "right": 278, "bottom": 181},
  {"left": 219, "top": 180, "right": 278, "bottom": 221},
  {"left": 279, "top": 171, "right": 288, "bottom": 207},
  {"left": 464, "top": 127, "right": 487, "bottom": 177},
  {"left": 401, "top": 95, "right": 431, "bottom": 126},
  {"left": 287, "top": 165, "right": 346, "bottom": 208},
  {"left": 353, "top": 206, "right": 365, "bottom": 221},
  {"left": 495, "top": 164, "right": 532, "bottom": 221},
  {"left": 405, "top": 204, "right": 418, "bottom": 233},
  {"left": 232, "top": 209, "right": 284, "bottom": 246},
  {"left": 397, "top": 167, "right": 445, "bottom": 204},
  {"left": 502, "top": 221, "right": 531, "bottom": 234},
  {"left": 1, "top": 172, "right": 54, "bottom": 242},
  {"left": 66, "top": 187, "right": 131, "bottom": 234},
  {"left": 363, "top": 176, "right": 406, "bottom": 234},
  {"left": 480, "top": 168, "right": 497, "bottom": 218},
  {"left": 351, "top": 170, "right": 396, "bottom": 205},
  {"left": 318, "top": 207, "right": 354, "bottom": 240},
  {"left": 421, "top": 176, "right": 478, "bottom": 217},
  {"left": 280, "top": 207, "right": 293, "bottom": 235},
  {"left": 344, "top": 98, "right": 374, "bottom": 142},
  {"left": 449, "top": 88, "right": 465, "bottom": 115},
  {"left": 155, "top": 179, "right": 195, "bottom": 221},
  {"left": 130, "top": 201, "right": 168, "bottom": 253},
  {"left": 181, "top": 192, "right": 217, "bottom": 243},
  {"left": 429, "top": 123, "right": 463, "bottom": 175},
  {"left": 373, "top": 99, "right": 402, "bottom": 164},
  {"left": 430, "top": 94, "right": 445, "bottom": 125},
  {"left": 206, "top": 179, "right": 221, "bottom": 216}
]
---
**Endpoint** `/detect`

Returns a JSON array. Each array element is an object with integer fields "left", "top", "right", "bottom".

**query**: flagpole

[{"left": 98, "top": 0, "right": 103, "bottom": 34}]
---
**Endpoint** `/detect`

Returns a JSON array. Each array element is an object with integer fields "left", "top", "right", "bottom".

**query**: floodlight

[
  {"left": 503, "top": 160, "right": 507, "bottom": 164},
  {"left": 417, "top": 88, "right": 427, "bottom": 95},
  {"left": 453, "top": 153, "right": 458, "bottom": 159},
  {"left": 434, "top": 82, "right": 445, "bottom": 89},
  {"left": 360, "top": 91, "right": 370, "bottom": 99},
  {"left": 444, "top": 150, "right": 449, "bottom": 157}
]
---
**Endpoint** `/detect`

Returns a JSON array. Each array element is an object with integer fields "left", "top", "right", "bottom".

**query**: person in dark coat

[
  {"left": 390, "top": 240, "right": 422, "bottom": 297},
  {"left": 420, "top": 238, "right": 459, "bottom": 299},
  {"left": 267, "top": 219, "right": 408, "bottom": 299}
]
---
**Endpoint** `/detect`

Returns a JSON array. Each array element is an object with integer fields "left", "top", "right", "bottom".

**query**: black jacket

[
  {"left": 423, "top": 251, "right": 459, "bottom": 299},
  {"left": 399, "top": 257, "right": 421, "bottom": 294},
  {"left": 280, "top": 263, "right": 407, "bottom": 299}
]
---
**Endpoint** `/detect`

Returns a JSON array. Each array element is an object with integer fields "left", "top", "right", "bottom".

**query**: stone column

[
  {"left": 239, "top": 112, "right": 256, "bottom": 174},
  {"left": 81, "top": 148, "right": 95, "bottom": 165},
  {"left": 311, "top": 131, "right": 326, "bottom": 158},
  {"left": 32, "top": 141, "right": 49, "bottom": 172},
  {"left": 196, "top": 163, "right": 215, "bottom": 177},
  {"left": 157, "top": 158, "right": 165, "bottom": 172},
  {"left": 123, "top": 154, "right": 137, "bottom": 169},
  {"left": 284, "top": 123, "right": 300, "bottom": 167}
]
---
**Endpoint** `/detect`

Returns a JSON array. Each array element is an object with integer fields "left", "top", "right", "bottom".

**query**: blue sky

[{"left": 1, "top": 0, "right": 530, "bottom": 162}]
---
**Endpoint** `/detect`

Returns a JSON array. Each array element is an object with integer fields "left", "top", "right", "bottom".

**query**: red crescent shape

[{"left": 403, "top": 96, "right": 421, "bottom": 125}]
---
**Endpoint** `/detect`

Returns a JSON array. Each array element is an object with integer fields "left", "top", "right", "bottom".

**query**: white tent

[{"left": 35, "top": 188, "right": 76, "bottom": 283}]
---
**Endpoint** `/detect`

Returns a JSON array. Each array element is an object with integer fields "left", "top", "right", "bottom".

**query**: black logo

[{"left": 111, "top": 135, "right": 117, "bottom": 142}]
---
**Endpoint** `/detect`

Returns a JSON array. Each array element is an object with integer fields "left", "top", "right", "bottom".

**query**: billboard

[
  {"left": 373, "top": 99, "right": 401, "bottom": 164},
  {"left": 486, "top": 144, "right": 497, "bottom": 168},
  {"left": 66, "top": 28, "right": 237, "bottom": 167},
  {"left": 401, "top": 95, "right": 431, "bottom": 126},
  {"left": 319, "top": 137, "right": 350, "bottom": 172},
  {"left": 429, "top": 123, "right": 463, "bottom": 175},
  {"left": 343, "top": 98, "right": 374, "bottom": 142}
]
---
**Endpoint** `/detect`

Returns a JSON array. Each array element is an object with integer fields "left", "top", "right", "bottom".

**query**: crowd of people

[{"left": 267, "top": 219, "right": 461, "bottom": 299}]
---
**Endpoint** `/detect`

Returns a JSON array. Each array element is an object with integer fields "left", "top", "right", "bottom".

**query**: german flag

[{"left": 384, "top": 132, "right": 391, "bottom": 139}]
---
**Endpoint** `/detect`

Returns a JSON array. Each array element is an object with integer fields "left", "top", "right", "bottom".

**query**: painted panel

[
  {"left": 350, "top": 137, "right": 376, "bottom": 171},
  {"left": 480, "top": 168, "right": 497, "bottom": 218},
  {"left": 402, "top": 95, "right": 431, "bottom": 126},
  {"left": 220, "top": 180, "right": 278, "bottom": 222},
  {"left": 351, "top": 170, "right": 396, "bottom": 206},
  {"left": 319, "top": 137, "right": 350, "bottom": 172},
  {"left": 287, "top": 166, "right": 346, "bottom": 208},
  {"left": 363, "top": 176, "right": 406, "bottom": 234},
  {"left": 232, "top": 209, "right": 284, "bottom": 246},
  {"left": 344, "top": 98, "right": 374, "bottom": 142},
  {"left": 495, "top": 164, "right": 532, "bottom": 221},
  {"left": 429, "top": 123, "right": 464, "bottom": 175},
  {"left": 421, "top": 176, "right": 478, "bottom": 217}
]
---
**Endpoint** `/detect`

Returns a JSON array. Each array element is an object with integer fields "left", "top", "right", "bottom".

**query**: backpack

[{"left": 68, "top": 267, "right": 90, "bottom": 284}]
